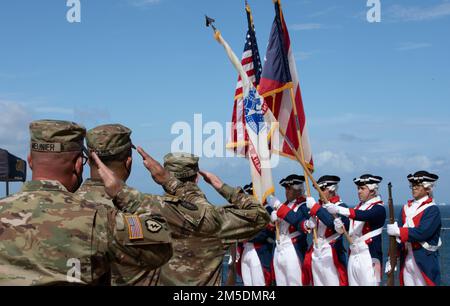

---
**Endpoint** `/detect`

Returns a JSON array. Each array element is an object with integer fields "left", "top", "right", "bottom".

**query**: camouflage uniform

[
  {"left": 76, "top": 124, "right": 223, "bottom": 285},
  {"left": 158, "top": 153, "right": 271, "bottom": 286},
  {"left": 0, "top": 120, "right": 173, "bottom": 285}
]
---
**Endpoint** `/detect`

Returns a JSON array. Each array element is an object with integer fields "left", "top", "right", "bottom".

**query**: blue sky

[{"left": 1, "top": 0, "right": 449, "bottom": 207}]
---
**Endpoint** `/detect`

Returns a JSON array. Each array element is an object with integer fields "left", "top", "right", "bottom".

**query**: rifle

[
  {"left": 225, "top": 242, "right": 237, "bottom": 285},
  {"left": 387, "top": 182, "right": 398, "bottom": 286}
]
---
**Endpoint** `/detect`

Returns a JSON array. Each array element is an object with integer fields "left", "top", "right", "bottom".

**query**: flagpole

[
  {"left": 287, "top": 84, "right": 319, "bottom": 245},
  {"left": 278, "top": 126, "right": 353, "bottom": 244}
]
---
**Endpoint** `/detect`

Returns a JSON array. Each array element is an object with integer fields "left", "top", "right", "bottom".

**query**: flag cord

[{"left": 287, "top": 87, "right": 318, "bottom": 244}]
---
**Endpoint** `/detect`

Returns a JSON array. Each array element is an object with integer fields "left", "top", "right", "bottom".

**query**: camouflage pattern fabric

[
  {"left": 76, "top": 177, "right": 223, "bottom": 285},
  {"left": 86, "top": 124, "right": 135, "bottom": 157},
  {"left": 29, "top": 119, "right": 86, "bottom": 153},
  {"left": 158, "top": 183, "right": 271, "bottom": 286},
  {"left": 0, "top": 180, "right": 173, "bottom": 285}
]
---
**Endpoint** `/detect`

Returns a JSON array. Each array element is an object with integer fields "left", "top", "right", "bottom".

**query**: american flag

[
  {"left": 226, "top": 2, "right": 263, "bottom": 157},
  {"left": 125, "top": 215, "right": 144, "bottom": 240},
  {"left": 259, "top": 0, "right": 314, "bottom": 171}
]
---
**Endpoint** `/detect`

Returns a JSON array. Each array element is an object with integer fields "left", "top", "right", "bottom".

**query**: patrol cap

[
  {"left": 243, "top": 182, "right": 253, "bottom": 195},
  {"left": 86, "top": 124, "right": 135, "bottom": 157},
  {"left": 163, "top": 152, "right": 199, "bottom": 179},
  {"left": 30, "top": 119, "right": 86, "bottom": 153},
  {"left": 407, "top": 171, "right": 439, "bottom": 184},
  {"left": 317, "top": 175, "right": 340, "bottom": 189},
  {"left": 353, "top": 174, "right": 382, "bottom": 186},
  {"left": 279, "top": 174, "right": 305, "bottom": 188}
]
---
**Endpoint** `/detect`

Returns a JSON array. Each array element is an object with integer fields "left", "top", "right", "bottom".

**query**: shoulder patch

[
  {"left": 180, "top": 200, "right": 198, "bottom": 211},
  {"left": 145, "top": 219, "right": 162, "bottom": 233},
  {"left": 124, "top": 215, "right": 144, "bottom": 240}
]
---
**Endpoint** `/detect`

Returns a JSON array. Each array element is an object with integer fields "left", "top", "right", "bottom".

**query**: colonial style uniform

[
  {"left": 302, "top": 175, "right": 348, "bottom": 286},
  {"left": 326, "top": 174, "right": 386, "bottom": 286},
  {"left": 270, "top": 175, "right": 309, "bottom": 286},
  {"left": 387, "top": 171, "right": 442, "bottom": 286},
  {"left": 237, "top": 183, "right": 275, "bottom": 286}
]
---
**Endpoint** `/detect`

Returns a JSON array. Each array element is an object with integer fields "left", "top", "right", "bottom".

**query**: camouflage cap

[
  {"left": 30, "top": 119, "right": 86, "bottom": 153},
  {"left": 163, "top": 152, "right": 199, "bottom": 179},
  {"left": 86, "top": 124, "right": 135, "bottom": 157}
]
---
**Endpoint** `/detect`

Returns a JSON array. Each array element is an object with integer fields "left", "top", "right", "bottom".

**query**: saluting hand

[
  {"left": 136, "top": 146, "right": 170, "bottom": 185},
  {"left": 90, "top": 151, "right": 124, "bottom": 198},
  {"left": 199, "top": 170, "right": 224, "bottom": 190}
]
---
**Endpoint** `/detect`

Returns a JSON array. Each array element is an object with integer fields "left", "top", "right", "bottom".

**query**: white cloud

[
  {"left": 308, "top": 6, "right": 338, "bottom": 18},
  {"left": 315, "top": 151, "right": 357, "bottom": 173},
  {"left": 396, "top": 42, "right": 432, "bottom": 51},
  {"left": 130, "top": 0, "right": 161, "bottom": 7},
  {"left": 294, "top": 51, "right": 315, "bottom": 61},
  {"left": 388, "top": 2, "right": 450, "bottom": 22},
  {"left": 0, "top": 101, "right": 32, "bottom": 157},
  {"left": 314, "top": 149, "right": 448, "bottom": 174},
  {"left": 290, "top": 23, "right": 323, "bottom": 31},
  {"left": 35, "top": 107, "right": 74, "bottom": 115}
]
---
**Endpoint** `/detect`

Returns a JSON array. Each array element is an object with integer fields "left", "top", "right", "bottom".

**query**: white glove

[
  {"left": 333, "top": 218, "right": 345, "bottom": 234},
  {"left": 306, "top": 197, "right": 316, "bottom": 209},
  {"left": 304, "top": 218, "right": 316, "bottom": 230},
  {"left": 324, "top": 203, "right": 338, "bottom": 215},
  {"left": 387, "top": 222, "right": 400, "bottom": 237},
  {"left": 270, "top": 210, "right": 278, "bottom": 223},
  {"left": 325, "top": 204, "right": 350, "bottom": 217},
  {"left": 384, "top": 259, "right": 398, "bottom": 274},
  {"left": 267, "top": 195, "right": 282, "bottom": 210}
]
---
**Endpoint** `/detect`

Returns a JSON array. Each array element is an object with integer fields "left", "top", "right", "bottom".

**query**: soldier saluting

[
  {"left": 158, "top": 153, "right": 270, "bottom": 286},
  {"left": 0, "top": 120, "right": 173, "bottom": 285},
  {"left": 386, "top": 171, "right": 442, "bottom": 286},
  {"left": 76, "top": 124, "right": 224, "bottom": 285}
]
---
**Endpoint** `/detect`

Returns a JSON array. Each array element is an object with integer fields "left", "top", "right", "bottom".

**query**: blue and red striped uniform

[
  {"left": 302, "top": 196, "right": 349, "bottom": 286},
  {"left": 397, "top": 197, "right": 442, "bottom": 286}
]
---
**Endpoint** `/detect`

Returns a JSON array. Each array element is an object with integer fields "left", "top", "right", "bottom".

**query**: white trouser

[
  {"left": 312, "top": 240, "right": 340, "bottom": 286},
  {"left": 241, "top": 243, "right": 266, "bottom": 286},
  {"left": 403, "top": 245, "right": 426, "bottom": 286},
  {"left": 273, "top": 239, "right": 302, "bottom": 286},
  {"left": 348, "top": 241, "right": 378, "bottom": 286}
]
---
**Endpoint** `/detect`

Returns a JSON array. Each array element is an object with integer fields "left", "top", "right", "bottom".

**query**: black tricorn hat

[
  {"left": 317, "top": 175, "right": 341, "bottom": 188},
  {"left": 243, "top": 182, "right": 253, "bottom": 195},
  {"left": 280, "top": 174, "right": 305, "bottom": 187},
  {"left": 407, "top": 170, "right": 438, "bottom": 183},
  {"left": 353, "top": 174, "right": 382, "bottom": 186}
]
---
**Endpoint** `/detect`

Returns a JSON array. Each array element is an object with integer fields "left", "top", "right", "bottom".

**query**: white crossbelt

[
  {"left": 288, "top": 231, "right": 301, "bottom": 239},
  {"left": 353, "top": 227, "right": 383, "bottom": 244},
  {"left": 404, "top": 202, "right": 442, "bottom": 252}
]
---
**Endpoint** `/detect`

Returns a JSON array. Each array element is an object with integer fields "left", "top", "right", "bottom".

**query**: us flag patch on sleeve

[{"left": 125, "top": 215, "right": 144, "bottom": 240}]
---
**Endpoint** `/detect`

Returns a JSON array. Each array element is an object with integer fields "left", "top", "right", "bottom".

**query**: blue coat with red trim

[
  {"left": 348, "top": 200, "right": 386, "bottom": 263},
  {"left": 311, "top": 197, "right": 349, "bottom": 268},
  {"left": 397, "top": 198, "right": 442, "bottom": 286},
  {"left": 275, "top": 197, "right": 309, "bottom": 261},
  {"left": 303, "top": 196, "right": 349, "bottom": 285},
  {"left": 237, "top": 206, "right": 275, "bottom": 285}
]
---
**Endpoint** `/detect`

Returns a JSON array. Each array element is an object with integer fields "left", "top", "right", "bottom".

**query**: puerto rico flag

[{"left": 258, "top": 0, "right": 314, "bottom": 171}]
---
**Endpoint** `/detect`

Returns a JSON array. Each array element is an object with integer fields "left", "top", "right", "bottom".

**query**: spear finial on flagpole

[
  {"left": 205, "top": 15, "right": 217, "bottom": 32},
  {"left": 205, "top": 15, "right": 221, "bottom": 41}
]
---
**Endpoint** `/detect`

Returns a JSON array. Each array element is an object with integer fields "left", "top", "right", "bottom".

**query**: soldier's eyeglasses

[
  {"left": 81, "top": 153, "right": 88, "bottom": 166},
  {"left": 409, "top": 183, "right": 422, "bottom": 189}
]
